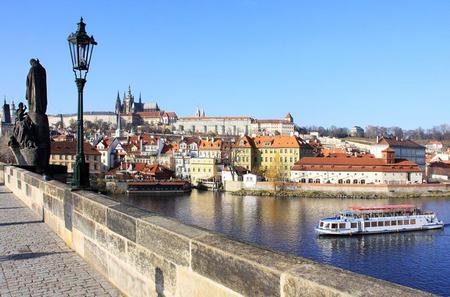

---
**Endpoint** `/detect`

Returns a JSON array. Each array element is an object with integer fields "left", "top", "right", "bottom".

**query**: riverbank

[{"left": 231, "top": 189, "right": 450, "bottom": 199}]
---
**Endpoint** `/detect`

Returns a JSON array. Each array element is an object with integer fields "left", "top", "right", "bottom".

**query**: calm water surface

[{"left": 119, "top": 191, "right": 450, "bottom": 296}]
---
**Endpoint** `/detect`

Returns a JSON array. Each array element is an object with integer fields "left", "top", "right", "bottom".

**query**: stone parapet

[{"left": 2, "top": 165, "right": 436, "bottom": 297}]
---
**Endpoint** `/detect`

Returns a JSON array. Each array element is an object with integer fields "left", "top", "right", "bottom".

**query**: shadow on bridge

[
  {"left": 0, "top": 251, "right": 69, "bottom": 262},
  {"left": 0, "top": 220, "right": 43, "bottom": 227}
]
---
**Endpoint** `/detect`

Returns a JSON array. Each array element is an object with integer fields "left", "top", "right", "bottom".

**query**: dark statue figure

[{"left": 9, "top": 59, "right": 50, "bottom": 173}]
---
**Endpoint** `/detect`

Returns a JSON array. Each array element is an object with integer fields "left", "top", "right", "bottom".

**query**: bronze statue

[
  {"left": 26, "top": 59, "right": 47, "bottom": 114},
  {"left": 9, "top": 59, "right": 50, "bottom": 173}
]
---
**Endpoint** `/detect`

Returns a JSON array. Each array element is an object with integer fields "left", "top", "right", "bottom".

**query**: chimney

[{"left": 382, "top": 148, "right": 395, "bottom": 164}]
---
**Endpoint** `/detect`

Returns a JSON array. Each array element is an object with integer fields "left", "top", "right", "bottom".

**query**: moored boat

[
  {"left": 316, "top": 204, "right": 444, "bottom": 235},
  {"left": 126, "top": 180, "right": 191, "bottom": 194}
]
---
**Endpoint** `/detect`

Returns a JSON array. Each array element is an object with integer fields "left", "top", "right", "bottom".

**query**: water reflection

[{"left": 122, "top": 191, "right": 450, "bottom": 296}]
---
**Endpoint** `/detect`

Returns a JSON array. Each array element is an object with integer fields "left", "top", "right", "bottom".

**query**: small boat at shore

[
  {"left": 316, "top": 204, "right": 444, "bottom": 235},
  {"left": 126, "top": 180, "right": 191, "bottom": 194}
]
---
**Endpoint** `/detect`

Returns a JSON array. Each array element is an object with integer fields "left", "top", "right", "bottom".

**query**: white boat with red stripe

[{"left": 316, "top": 204, "right": 444, "bottom": 235}]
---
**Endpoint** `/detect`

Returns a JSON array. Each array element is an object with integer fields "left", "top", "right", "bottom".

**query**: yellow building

[
  {"left": 232, "top": 135, "right": 255, "bottom": 171},
  {"left": 198, "top": 138, "right": 222, "bottom": 161},
  {"left": 189, "top": 158, "right": 217, "bottom": 186},
  {"left": 50, "top": 141, "right": 102, "bottom": 174},
  {"left": 232, "top": 135, "right": 314, "bottom": 180}
]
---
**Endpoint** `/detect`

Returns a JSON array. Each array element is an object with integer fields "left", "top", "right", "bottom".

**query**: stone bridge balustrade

[{"left": 1, "top": 165, "right": 436, "bottom": 297}]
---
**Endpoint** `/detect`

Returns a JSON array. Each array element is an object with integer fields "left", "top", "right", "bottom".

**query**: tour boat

[{"left": 316, "top": 204, "right": 444, "bottom": 235}]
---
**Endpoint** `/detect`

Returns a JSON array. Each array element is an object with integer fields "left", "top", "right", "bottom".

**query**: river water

[{"left": 120, "top": 191, "right": 450, "bottom": 296}]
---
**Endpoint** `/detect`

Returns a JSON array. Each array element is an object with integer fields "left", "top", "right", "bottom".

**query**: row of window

[
  {"left": 52, "top": 154, "right": 99, "bottom": 161},
  {"left": 190, "top": 167, "right": 212, "bottom": 173},
  {"left": 300, "top": 178, "right": 367, "bottom": 184},
  {"left": 364, "top": 219, "right": 416, "bottom": 228},
  {"left": 321, "top": 219, "right": 417, "bottom": 230},
  {"left": 262, "top": 149, "right": 297, "bottom": 154}
]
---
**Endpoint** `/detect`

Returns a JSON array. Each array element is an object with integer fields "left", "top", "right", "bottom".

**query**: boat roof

[{"left": 349, "top": 204, "right": 416, "bottom": 212}]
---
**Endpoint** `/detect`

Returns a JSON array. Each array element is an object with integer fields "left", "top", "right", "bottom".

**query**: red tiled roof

[
  {"left": 134, "top": 163, "right": 173, "bottom": 176},
  {"left": 199, "top": 139, "right": 222, "bottom": 150},
  {"left": 254, "top": 136, "right": 301, "bottom": 148},
  {"left": 233, "top": 135, "right": 255, "bottom": 148},
  {"left": 51, "top": 141, "right": 100, "bottom": 155},
  {"left": 255, "top": 119, "right": 291, "bottom": 124},
  {"left": 164, "top": 112, "right": 177, "bottom": 117},
  {"left": 179, "top": 116, "right": 253, "bottom": 121},
  {"left": 292, "top": 156, "right": 421, "bottom": 173},
  {"left": 161, "top": 143, "right": 179, "bottom": 154},
  {"left": 137, "top": 111, "right": 162, "bottom": 117}
]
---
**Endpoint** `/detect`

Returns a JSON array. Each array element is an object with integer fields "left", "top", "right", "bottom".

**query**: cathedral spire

[
  {"left": 115, "top": 91, "right": 122, "bottom": 114},
  {"left": 139, "top": 92, "right": 142, "bottom": 103}
]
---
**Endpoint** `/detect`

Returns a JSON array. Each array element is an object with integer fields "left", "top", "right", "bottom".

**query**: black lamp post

[{"left": 67, "top": 17, "right": 97, "bottom": 188}]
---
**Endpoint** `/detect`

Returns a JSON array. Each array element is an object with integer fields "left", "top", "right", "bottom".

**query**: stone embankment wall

[
  {"left": 225, "top": 180, "right": 450, "bottom": 195},
  {"left": 2, "top": 166, "right": 435, "bottom": 297}
]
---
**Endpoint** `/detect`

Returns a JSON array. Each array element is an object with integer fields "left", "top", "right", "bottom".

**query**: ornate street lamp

[{"left": 67, "top": 17, "right": 97, "bottom": 188}]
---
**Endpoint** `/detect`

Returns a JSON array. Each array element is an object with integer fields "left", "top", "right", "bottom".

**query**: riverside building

[{"left": 290, "top": 148, "right": 423, "bottom": 185}]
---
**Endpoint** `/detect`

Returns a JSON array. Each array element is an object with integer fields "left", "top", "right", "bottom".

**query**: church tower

[
  {"left": 115, "top": 91, "right": 122, "bottom": 114},
  {"left": 115, "top": 91, "right": 123, "bottom": 137},
  {"left": 2, "top": 97, "right": 11, "bottom": 124},
  {"left": 123, "top": 86, "right": 135, "bottom": 114}
]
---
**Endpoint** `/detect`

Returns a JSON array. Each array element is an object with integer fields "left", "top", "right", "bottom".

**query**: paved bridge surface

[{"left": 0, "top": 186, "right": 122, "bottom": 297}]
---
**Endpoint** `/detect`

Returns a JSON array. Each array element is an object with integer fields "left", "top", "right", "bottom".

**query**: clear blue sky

[{"left": 1, "top": 1, "right": 449, "bottom": 129}]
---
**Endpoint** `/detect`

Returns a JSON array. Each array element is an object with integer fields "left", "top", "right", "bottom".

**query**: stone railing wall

[{"left": 2, "top": 165, "right": 434, "bottom": 297}]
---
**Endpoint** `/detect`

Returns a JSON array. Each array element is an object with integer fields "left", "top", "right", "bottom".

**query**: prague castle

[{"left": 47, "top": 86, "right": 295, "bottom": 136}]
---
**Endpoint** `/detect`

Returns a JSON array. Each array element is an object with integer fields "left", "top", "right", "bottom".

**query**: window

[
  {"left": 403, "top": 220, "right": 409, "bottom": 225},
  {"left": 315, "top": 179, "right": 320, "bottom": 184},
  {"left": 410, "top": 219, "right": 416, "bottom": 224},
  {"left": 320, "top": 222, "right": 324, "bottom": 227},
  {"left": 364, "top": 222, "right": 370, "bottom": 228},
  {"left": 371, "top": 221, "right": 377, "bottom": 227},
  {"left": 391, "top": 220, "right": 397, "bottom": 226},
  {"left": 353, "top": 179, "right": 358, "bottom": 184},
  {"left": 338, "top": 179, "right": 343, "bottom": 184},
  {"left": 385, "top": 221, "right": 391, "bottom": 226},
  {"left": 300, "top": 178, "right": 306, "bottom": 183},
  {"left": 308, "top": 179, "right": 313, "bottom": 183},
  {"left": 361, "top": 180, "right": 366, "bottom": 184},
  {"left": 377, "top": 221, "right": 384, "bottom": 227},
  {"left": 339, "top": 223, "right": 346, "bottom": 229},
  {"left": 346, "top": 179, "right": 351, "bottom": 184},
  {"left": 351, "top": 223, "right": 357, "bottom": 228},
  {"left": 398, "top": 220, "right": 403, "bottom": 225},
  {"left": 331, "top": 223, "right": 337, "bottom": 229}
]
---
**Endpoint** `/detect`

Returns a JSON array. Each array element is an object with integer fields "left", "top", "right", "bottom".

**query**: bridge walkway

[{"left": 0, "top": 186, "right": 122, "bottom": 297}]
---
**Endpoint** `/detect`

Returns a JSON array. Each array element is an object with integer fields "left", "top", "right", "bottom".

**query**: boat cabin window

[
  {"left": 377, "top": 221, "right": 384, "bottom": 227},
  {"left": 364, "top": 222, "right": 370, "bottom": 228},
  {"left": 391, "top": 220, "right": 397, "bottom": 226},
  {"left": 351, "top": 223, "right": 357, "bottom": 228},
  {"left": 339, "top": 223, "right": 346, "bottom": 229},
  {"left": 403, "top": 220, "right": 409, "bottom": 225},
  {"left": 320, "top": 222, "right": 324, "bottom": 227},
  {"left": 398, "top": 220, "right": 403, "bottom": 225},
  {"left": 385, "top": 221, "right": 391, "bottom": 226},
  {"left": 331, "top": 223, "right": 337, "bottom": 229},
  {"left": 411, "top": 219, "right": 416, "bottom": 224},
  {"left": 371, "top": 221, "right": 377, "bottom": 227}
]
